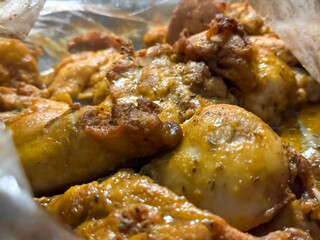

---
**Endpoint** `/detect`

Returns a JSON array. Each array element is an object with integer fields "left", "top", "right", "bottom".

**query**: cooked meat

[
  {"left": 52, "top": 41, "right": 234, "bottom": 123},
  {"left": 225, "top": 2, "right": 269, "bottom": 35},
  {"left": 36, "top": 170, "right": 311, "bottom": 240},
  {"left": 104, "top": 44, "right": 235, "bottom": 123},
  {"left": 252, "top": 198, "right": 320, "bottom": 240},
  {"left": 142, "top": 27, "right": 167, "bottom": 48},
  {"left": 250, "top": 35, "right": 299, "bottom": 66},
  {"left": 293, "top": 67, "right": 320, "bottom": 103},
  {"left": 173, "top": 15, "right": 257, "bottom": 93},
  {"left": 280, "top": 105, "right": 320, "bottom": 184},
  {"left": 4, "top": 98, "right": 182, "bottom": 195},
  {"left": 166, "top": 0, "right": 226, "bottom": 44},
  {"left": 0, "top": 83, "right": 48, "bottom": 111},
  {"left": 143, "top": 104, "right": 314, "bottom": 231},
  {"left": 0, "top": 38, "right": 43, "bottom": 88},
  {"left": 68, "top": 31, "right": 134, "bottom": 55},
  {"left": 243, "top": 46, "right": 298, "bottom": 124},
  {"left": 173, "top": 16, "right": 299, "bottom": 123},
  {"left": 48, "top": 49, "right": 123, "bottom": 104}
]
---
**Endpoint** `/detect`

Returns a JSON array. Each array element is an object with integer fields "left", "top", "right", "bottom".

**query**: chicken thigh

[{"left": 143, "top": 104, "right": 309, "bottom": 231}]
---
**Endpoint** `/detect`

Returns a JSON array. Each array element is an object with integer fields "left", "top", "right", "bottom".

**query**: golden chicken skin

[
  {"left": 253, "top": 197, "right": 320, "bottom": 240},
  {"left": 3, "top": 98, "right": 182, "bottom": 195},
  {"left": 142, "top": 27, "right": 168, "bottom": 48},
  {"left": 224, "top": 2, "right": 269, "bottom": 35},
  {"left": 101, "top": 44, "right": 235, "bottom": 123},
  {"left": 50, "top": 37, "right": 235, "bottom": 123},
  {"left": 0, "top": 38, "right": 42, "bottom": 88},
  {"left": 143, "top": 104, "right": 313, "bottom": 231},
  {"left": 36, "top": 170, "right": 311, "bottom": 240},
  {"left": 173, "top": 15, "right": 299, "bottom": 124},
  {"left": 280, "top": 105, "right": 320, "bottom": 186}
]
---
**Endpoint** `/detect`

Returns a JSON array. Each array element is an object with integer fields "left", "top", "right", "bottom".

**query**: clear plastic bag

[
  {"left": 0, "top": 125, "right": 82, "bottom": 239},
  {"left": 248, "top": 0, "right": 320, "bottom": 83},
  {"left": 0, "top": 0, "right": 45, "bottom": 39}
]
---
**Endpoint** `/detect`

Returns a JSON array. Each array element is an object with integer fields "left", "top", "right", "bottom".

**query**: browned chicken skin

[
  {"left": 36, "top": 170, "right": 311, "bottom": 240},
  {"left": 0, "top": 38, "right": 43, "bottom": 88},
  {"left": 0, "top": 0, "right": 319, "bottom": 238},
  {"left": 4, "top": 98, "right": 182, "bottom": 195}
]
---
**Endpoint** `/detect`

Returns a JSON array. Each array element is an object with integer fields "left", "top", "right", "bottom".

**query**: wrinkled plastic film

[
  {"left": 0, "top": 0, "right": 45, "bottom": 39},
  {"left": 28, "top": 0, "right": 178, "bottom": 71},
  {"left": 0, "top": 126, "right": 82, "bottom": 240},
  {"left": 248, "top": 0, "right": 320, "bottom": 83}
]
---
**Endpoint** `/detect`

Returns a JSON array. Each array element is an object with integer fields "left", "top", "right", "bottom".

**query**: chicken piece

[
  {"left": 166, "top": 0, "right": 226, "bottom": 44},
  {"left": 174, "top": 15, "right": 257, "bottom": 93},
  {"left": 68, "top": 31, "right": 134, "bottom": 55},
  {"left": 49, "top": 41, "right": 234, "bottom": 123},
  {"left": 250, "top": 35, "right": 299, "bottom": 66},
  {"left": 280, "top": 105, "right": 320, "bottom": 185},
  {"left": 243, "top": 46, "right": 298, "bottom": 124},
  {"left": 143, "top": 104, "right": 313, "bottom": 231},
  {"left": 174, "top": 16, "right": 298, "bottom": 123},
  {"left": 48, "top": 49, "right": 124, "bottom": 104},
  {"left": 0, "top": 38, "right": 42, "bottom": 88},
  {"left": 225, "top": 3, "right": 269, "bottom": 35},
  {"left": 0, "top": 83, "right": 48, "bottom": 111},
  {"left": 142, "top": 27, "right": 167, "bottom": 48},
  {"left": 252, "top": 197, "right": 320, "bottom": 240},
  {"left": 49, "top": 32, "right": 135, "bottom": 105},
  {"left": 99, "top": 44, "right": 235, "bottom": 123},
  {"left": 294, "top": 67, "right": 320, "bottom": 103},
  {"left": 36, "top": 170, "right": 311, "bottom": 240},
  {"left": 4, "top": 98, "right": 182, "bottom": 195}
]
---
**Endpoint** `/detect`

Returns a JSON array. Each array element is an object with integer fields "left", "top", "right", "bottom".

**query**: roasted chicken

[
  {"left": 3, "top": 97, "right": 182, "bottom": 195},
  {"left": 143, "top": 104, "right": 314, "bottom": 231},
  {"left": 0, "top": 0, "right": 319, "bottom": 239},
  {"left": 36, "top": 170, "right": 311, "bottom": 240}
]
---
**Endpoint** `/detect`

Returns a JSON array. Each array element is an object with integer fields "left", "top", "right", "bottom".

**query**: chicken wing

[
  {"left": 4, "top": 98, "right": 182, "bottom": 195},
  {"left": 36, "top": 170, "right": 311, "bottom": 240},
  {"left": 143, "top": 104, "right": 313, "bottom": 231}
]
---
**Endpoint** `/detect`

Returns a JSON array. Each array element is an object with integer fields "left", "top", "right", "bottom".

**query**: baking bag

[{"left": 0, "top": 0, "right": 320, "bottom": 238}]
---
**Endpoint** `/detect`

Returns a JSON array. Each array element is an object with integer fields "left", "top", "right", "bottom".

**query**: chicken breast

[
  {"left": 144, "top": 104, "right": 299, "bottom": 231},
  {"left": 36, "top": 170, "right": 311, "bottom": 240}
]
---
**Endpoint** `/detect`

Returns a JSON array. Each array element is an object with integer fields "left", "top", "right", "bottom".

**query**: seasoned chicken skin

[
  {"left": 0, "top": 38, "right": 42, "bottom": 88},
  {"left": 4, "top": 98, "right": 182, "bottom": 195},
  {"left": 36, "top": 170, "right": 311, "bottom": 240},
  {"left": 173, "top": 16, "right": 298, "bottom": 123},
  {"left": 144, "top": 104, "right": 302, "bottom": 231},
  {"left": 103, "top": 44, "right": 235, "bottom": 123}
]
